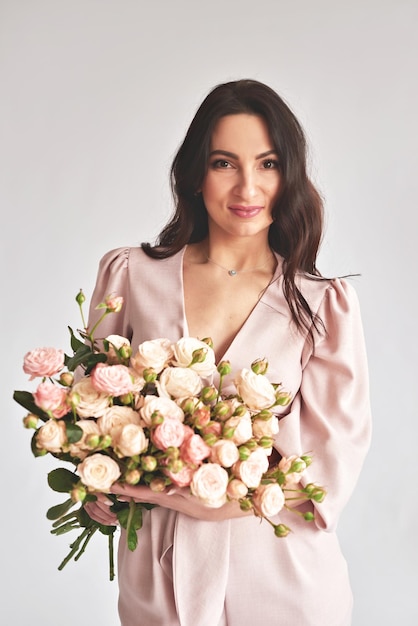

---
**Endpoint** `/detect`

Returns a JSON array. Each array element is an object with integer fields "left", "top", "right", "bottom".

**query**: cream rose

[
  {"left": 77, "top": 453, "right": 121, "bottom": 492},
  {"left": 104, "top": 334, "right": 132, "bottom": 364},
  {"left": 252, "top": 482, "right": 285, "bottom": 517},
  {"left": 210, "top": 440, "right": 240, "bottom": 468},
  {"left": 190, "top": 462, "right": 229, "bottom": 508},
  {"left": 234, "top": 368, "right": 276, "bottom": 410},
  {"left": 70, "top": 378, "right": 110, "bottom": 418},
  {"left": 98, "top": 405, "right": 141, "bottom": 438},
  {"left": 171, "top": 337, "right": 216, "bottom": 377},
  {"left": 278, "top": 455, "right": 307, "bottom": 486},
  {"left": 69, "top": 419, "right": 101, "bottom": 459},
  {"left": 224, "top": 413, "right": 253, "bottom": 445},
  {"left": 140, "top": 395, "right": 184, "bottom": 426},
  {"left": 233, "top": 447, "right": 269, "bottom": 488},
  {"left": 23, "top": 346, "right": 65, "bottom": 380},
  {"left": 36, "top": 419, "right": 67, "bottom": 453},
  {"left": 226, "top": 478, "right": 248, "bottom": 500},
  {"left": 113, "top": 423, "right": 149, "bottom": 457},
  {"left": 158, "top": 367, "right": 203, "bottom": 399},
  {"left": 131, "top": 338, "right": 173, "bottom": 374},
  {"left": 252, "top": 415, "right": 280, "bottom": 439}
]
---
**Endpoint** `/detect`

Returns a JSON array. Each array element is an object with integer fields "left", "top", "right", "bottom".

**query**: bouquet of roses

[{"left": 14, "top": 290, "right": 326, "bottom": 580}]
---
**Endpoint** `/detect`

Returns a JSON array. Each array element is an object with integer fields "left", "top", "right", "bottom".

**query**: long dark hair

[{"left": 142, "top": 79, "right": 324, "bottom": 339}]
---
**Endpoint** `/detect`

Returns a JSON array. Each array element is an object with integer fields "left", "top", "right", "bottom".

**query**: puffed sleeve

[
  {"left": 276, "top": 278, "right": 372, "bottom": 532},
  {"left": 87, "top": 247, "right": 133, "bottom": 341}
]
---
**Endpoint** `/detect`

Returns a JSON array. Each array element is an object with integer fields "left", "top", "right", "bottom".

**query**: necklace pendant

[{"left": 228, "top": 269, "right": 237, "bottom": 276}]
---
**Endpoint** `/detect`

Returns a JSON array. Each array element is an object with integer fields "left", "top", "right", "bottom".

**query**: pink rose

[
  {"left": 190, "top": 463, "right": 229, "bottom": 508},
  {"left": 77, "top": 453, "right": 121, "bottom": 492},
  {"left": 36, "top": 418, "right": 67, "bottom": 453},
  {"left": 252, "top": 482, "right": 285, "bottom": 517},
  {"left": 202, "top": 421, "right": 222, "bottom": 438},
  {"left": 91, "top": 363, "right": 134, "bottom": 396},
  {"left": 23, "top": 347, "right": 65, "bottom": 380},
  {"left": 151, "top": 417, "right": 186, "bottom": 450},
  {"left": 210, "top": 440, "right": 240, "bottom": 468},
  {"left": 180, "top": 433, "right": 211, "bottom": 465},
  {"left": 33, "top": 380, "right": 69, "bottom": 418},
  {"left": 164, "top": 465, "right": 195, "bottom": 488},
  {"left": 104, "top": 295, "right": 124, "bottom": 313},
  {"left": 233, "top": 447, "right": 269, "bottom": 488}
]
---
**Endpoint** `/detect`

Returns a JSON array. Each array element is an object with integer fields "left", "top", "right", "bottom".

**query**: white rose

[
  {"left": 98, "top": 405, "right": 141, "bottom": 438},
  {"left": 210, "top": 440, "right": 240, "bottom": 468},
  {"left": 131, "top": 338, "right": 173, "bottom": 374},
  {"left": 226, "top": 478, "right": 249, "bottom": 500},
  {"left": 234, "top": 368, "right": 276, "bottom": 410},
  {"left": 233, "top": 447, "right": 269, "bottom": 488},
  {"left": 278, "top": 455, "right": 307, "bottom": 486},
  {"left": 252, "top": 415, "right": 280, "bottom": 439},
  {"left": 190, "top": 463, "right": 229, "bottom": 508},
  {"left": 36, "top": 419, "right": 67, "bottom": 453},
  {"left": 77, "top": 453, "right": 121, "bottom": 492},
  {"left": 113, "top": 423, "right": 149, "bottom": 457},
  {"left": 140, "top": 395, "right": 184, "bottom": 426},
  {"left": 104, "top": 334, "right": 131, "bottom": 364},
  {"left": 158, "top": 366, "right": 203, "bottom": 399},
  {"left": 70, "top": 378, "right": 110, "bottom": 418},
  {"left": 252, "top": 482, "right": 285, "bottom": 517},
  {"left": 171, "top": 337, "right": 216, "bottom": 377},
  {"left": 224, "top": 413, "right": 253, "bottom": 445}
]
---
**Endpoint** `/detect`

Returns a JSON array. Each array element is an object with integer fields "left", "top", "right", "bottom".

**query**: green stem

[
  {"left": 74, "top": 525, "right": 98, "bottom": 562},
  {"left": 57, "top": 527, "right": 91, "bottom": 570},
  {"left": 108, "top": 531, "right": 115, "bottom": 581}
]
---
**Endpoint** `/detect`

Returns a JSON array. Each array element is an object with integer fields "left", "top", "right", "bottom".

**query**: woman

[{"left": 86, "top": 79, "right": 371, "bottom": 625}]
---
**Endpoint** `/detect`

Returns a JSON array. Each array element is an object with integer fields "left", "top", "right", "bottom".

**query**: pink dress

[{"left": 88, "top": 246, "right": 371, "bottom": 626}]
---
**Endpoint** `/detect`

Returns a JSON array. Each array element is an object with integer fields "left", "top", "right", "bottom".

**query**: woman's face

[{"left": 201, "top": 114, "right": 282, "bottom": 241}]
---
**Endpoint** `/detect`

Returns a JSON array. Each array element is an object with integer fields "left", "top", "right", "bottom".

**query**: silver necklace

[{"left": 206, "top": 255, "right": 272, "bottom": 277}]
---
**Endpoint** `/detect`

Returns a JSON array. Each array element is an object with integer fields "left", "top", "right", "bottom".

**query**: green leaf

[
  {"left": 13, "top": 390, "right": 49, "bottom": 421},
  {"left": 65, "top": 422, "right": 83, "bottom": 444},
  {"left": 47, "top": 498, "right": 75, "bottom": 520},
  {"left": 48, "top": 467, "right": 79, "bottom": 493},
  {"left": 65, "top": 344, "right": 93, "bottom": 371},
  {"left": 117, "top": 501, "right": 143, "bottom": 551},
  {"left": 68, "top": 326, "right": 85, "bottom": 351}
]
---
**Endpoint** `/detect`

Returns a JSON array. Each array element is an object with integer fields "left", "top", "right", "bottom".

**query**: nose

[{"left": 235, "top": 167, "right": 257, "bottom": 200}]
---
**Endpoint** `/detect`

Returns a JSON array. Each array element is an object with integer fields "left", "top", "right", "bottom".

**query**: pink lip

[{"left": 228, "top": 205, "right": 263, "bottom": 218}]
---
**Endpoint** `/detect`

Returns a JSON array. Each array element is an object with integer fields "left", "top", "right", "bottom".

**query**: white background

[{"left": 1, "top": 1, "right": 417, "bottom": 624}]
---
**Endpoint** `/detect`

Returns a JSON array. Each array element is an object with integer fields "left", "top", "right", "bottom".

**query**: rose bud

[
  {"left": 201, "top": 337, "right": 214, "bottom": 349},
  {"left": 213, "top": 401, "right": 234, "bottom": 420},
  {"left": 149, "top": 477, "right": 167, "bottom": 492},
  {"left": 238, "top": 445, "right": 251, "bottom": 461},
  {"left": 233, "top": 403, "right": 248, "bottom": 417},
  {"left": 75, "top": 289, "right": 86, "bottom": 305},
  {"left": 85, "top": 433, "right": 100, "bottom": 449},
  {"left": 141, "top": 455, "right": 158, "bottom": 472},
  {"left": 23, "top": 413, "right": 39, "bottom": 429},
  {"left": 226, "top": 479, "right": 248, "bottom": 500},
  {"left": 190, "top": 347, "right": 208, "bottom": 365},
  {"left": 255, "top": 408, "right": 273, "bottom": 420},
  {"left": 202, "top": 432, "right": 218, "bottom": 446},
  {"left": 303, "top": 511, "right": 315, "bottom": 521},
  {"left": 239, "top": 498, "right": 253, "bottom": 512},
  {"left": 143, "top": 368, "right": 158, "bottom": 383},
  {"left": 275, "top": 390, "right": 292, "bottom": 406},
  {"left": 274, "top": 524, "right": 291, "bottom": 538},
  {"left": 251, "top": 358, "right": 269, "bottom": 375},
  {"left": 99, "top": 435, "right": 112, "bottom": 449},
  {"left": 301, "top": 454, "right": 313, "bottom": 467},
  {"left": 200, "top": 386, "right": 218, "bottom": 404},
  {"left": 217, "top": 360, "right": 232, "bottom": 376},
  {"left": 289, "top": 457, "right": 307, "bottom": 473},
  {"left": 105, "top": 295, "right": 123, "bottom": 313},
  {"left": 71, "top": 484, "right": 87, "bottom": 503},
  {"left": 125, "top": 469, "right": 142, "bottom": 485},
  {"left": 258, "top": 436, "right": 274, "bottom": 449},
  {"left": 59, "top": 372, "right": 74, "bottom": 387},
  {"left": 119, "top": 392, "right": 134, "bottom": 405}
]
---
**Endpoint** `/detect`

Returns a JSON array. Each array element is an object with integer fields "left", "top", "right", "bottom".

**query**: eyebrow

[{"left": 209, "top": 149, "right": 278, "bottom": 160}]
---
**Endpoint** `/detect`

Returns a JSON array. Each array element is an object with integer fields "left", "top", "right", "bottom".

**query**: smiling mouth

[{"left": 228, "top": 205, "right": 263, "bottom": 218}]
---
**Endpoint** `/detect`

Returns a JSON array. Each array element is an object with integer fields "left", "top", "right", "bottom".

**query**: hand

[
  {"left": 84, "top": 493, "right": 118, "bottom": 526},
  {"left": 110, "top": 482, "right": 253, "bottom": 522}
]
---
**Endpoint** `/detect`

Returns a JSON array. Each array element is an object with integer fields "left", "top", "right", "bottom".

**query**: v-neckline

[{"left": 179, "top": 246, "right": 283, "bottom": 363}]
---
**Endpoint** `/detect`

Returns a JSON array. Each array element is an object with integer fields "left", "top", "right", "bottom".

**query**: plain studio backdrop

[{"left": 1, "top": 1, "right": 417, "bottom": 624}]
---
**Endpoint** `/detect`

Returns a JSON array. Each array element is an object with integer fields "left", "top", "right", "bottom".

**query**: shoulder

[
  {"left": 297, "top": 273, "right": 360, "bottom": 318},
  {"left": 96, "top": 245, "right": 185, "bottom": 278}
]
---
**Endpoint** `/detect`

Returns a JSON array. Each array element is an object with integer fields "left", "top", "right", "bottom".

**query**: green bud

[
  {"left": 301, "top": 454, "right": 313, "bottom": 467},
  {"left": 141, "top": 455, "right": 158, "bottom": 472},
  {"left": 289, "top": 459, "right": 307, "bottom": 473},
  {"left": 59, "top": 371, "right": 74, "bottom": 387},
  {"left": 251, "top": 358, "right": 269, "bottom": 375},
  {"left": 23, "top": 413, "right": 38, "bottom": 429},
  {"left": 303, "top": 511, "right": 315, "bottom": 522},
  {"left": 258, "top": 436, "right": 274, "bottom": 449},
  {"left": 222, "top": 425, "right": 235, "bottom": 439},
  {"left": 255, "top": 409, "right": 273, "bottom": 420},
  {"left": 213, "top": 401, "right": 234, "bottom": 420},
  {"left": 143, "top": 368, "right": 158, "bottom": 383},
  {"left": 238, "top": 445, "right": 251, "bottom": 461},
  {"left": 71, "top": 484, "right": 87, "bottom": 503},
  {"left": 217, "top": 360, "right": 232, "bottom": 376},
  {"left": 233, "top": 404, "right": 248, "bottom": 417},
  {"left": 274, "top": 524, "right": 291, "bottom": 538},
  {"left": 200, "top": 386, "right": 218, "bottom": 404},
  {"left": 119, "top": 392, "right": 134, "bottom": 405},
  {"left": 125, "top": 469, "right": 142, "bottom": 485},
  {"left": 99, "top": 434, "right": 112, "bottom": 449},
  {"left": 203, "top": 432, "right": 218, "bottom": 446},
  {"left": 75, "top": 289, "right": 86, "bottom": 305},
  {"left": 190, "top": 347, "right": 207, "bottom": 365},
  {"left": 275, "top": 390, "right": 292, "bottom": 406},
  {"left": 201, "top": 337, "right": 214, "bottom": 349},
  {"left": 151, "top": 411, "right": 164, "bottom": 426},
  {"left": 312, "top": 488, "right": 326, "bottom": 503},
  {"left": 85, "top": 434, "right": 100, "bottom": 449},
  {"left": 239, "top": 498, "right": 253, "bottom": 512}
]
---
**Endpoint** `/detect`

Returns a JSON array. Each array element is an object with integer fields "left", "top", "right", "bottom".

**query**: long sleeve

[{"left": 275, "top": 278, "right": 372, "bottom": 532}]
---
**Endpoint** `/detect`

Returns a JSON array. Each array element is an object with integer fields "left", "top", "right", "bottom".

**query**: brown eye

[{"left": 262, "top": 159, "right": 279, "bottom": 169}]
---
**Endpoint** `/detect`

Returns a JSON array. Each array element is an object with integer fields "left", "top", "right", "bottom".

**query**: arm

[{"left": 275, "top": 278, "right": 372, "bottom": 531}]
